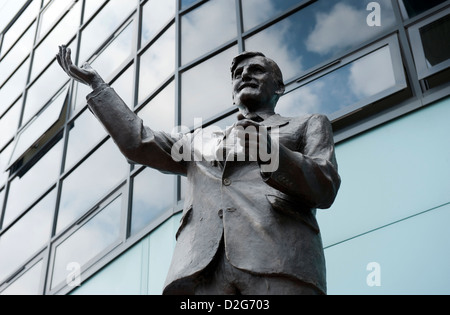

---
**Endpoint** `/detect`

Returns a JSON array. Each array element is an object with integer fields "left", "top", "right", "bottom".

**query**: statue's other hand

[{"left": 56, "top": 45, "right": 105, "bottom": 89}]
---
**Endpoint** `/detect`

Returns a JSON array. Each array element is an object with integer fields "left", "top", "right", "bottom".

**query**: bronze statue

[{"left": 57, "top": 46, "right": 341, "bottom": 295}]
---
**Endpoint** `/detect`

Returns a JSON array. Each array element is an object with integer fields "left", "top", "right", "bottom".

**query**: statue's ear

[{"left": 276, "top": 85, "right": 286, "bottom": 97}]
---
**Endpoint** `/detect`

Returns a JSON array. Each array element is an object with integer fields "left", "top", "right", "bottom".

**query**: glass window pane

[
  {"left": 420, "top": 14, "right": 450, "bottom": 68},
  {"left": 181, "top": 0, "right": 237, "bottom": 65},
  {"left": 111, "top": 65, "right": 135, "bottom": 109},
  {"left": 0, "top": 0, "right": 29, "bottom": 34},
  {"left": 245, "top": 0, "right": 396, "bottom": 81},
  {"left": 0, "top": 97, "right": 22, "bottom": 150},
  {"left": 79, "top": 0, "right": 137, "bottom": 64},
  {"left": 3, "top": 139, "right": 63, "bottom": 227},
  {"left": 65, "top": 109, "right": 107, "bottom": 172},
  {"left": 181, "top": 46, "right": 238, "bottom": 127},
  {"left": 90, "top": 19, "right": 135, "bottom": 82},
  {"left": 0, "top": 143, "right": 13, "bottom": 188},
  {"left": 141, "top": 0, "right": 175, "bottom": 46},
  {"left": 130, "top": 168, "right": 175, "bottom": 236},
  {"left": 137, "top": 81, "right": 175, "bottom": 133},
  {"left": 23, "top": 59, "right": 70, "bottom": 125},
  {"left": 0, "top": 260, "right": 43, "bottom": 295},
  {"left": 1, "top": 0, "right": 39, "bottom": 58},
  {"left": 400, "top": 0, "right": 447, "bottom": 19},
  {"left": 83, "top": 0, "right": 107, "bottom": 23},
  {"left": 51, "top": 195, "right": 122, "bottom": 289},
  {"left": 38, "top": 0, "right": 74, "bottom": 39},
  {"left": 1, "top": 20, "right": 36, "bottom": 84},
  {"left": 0, "top": 57, "right": 30, "bottom": 116},
  {"left": 242, "top": 0, "right": 303, "bottom": 31},
  {"left": 138, "top": 25, "right": 175, "bottom": 103},
  {"left": 0, "top": 190, "right": 55, "bottom": 284},
  {"left": 72, "top": 82, "right": 92, "bottom": 115},
  {"left": 57, "top": 139, "right": 128, "bottom": 233},
  {"left": 31, "top": 1, "right": 81, "bottom": 81},
  {"left": 0, "top": 22, "right": 35, "bottom": 86},
  {"left": 10, "top": 86, "right": 68, "bottom": 165},
  {"left": 181, "top": 0, "right": 200, "bottom": 10},
  {"left": 277, "top": 46, "right": 397, "bottom": 118}
]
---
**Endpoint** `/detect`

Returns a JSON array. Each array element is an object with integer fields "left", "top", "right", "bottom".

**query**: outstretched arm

[{"left": 56, "top": 45, "right": 187, "bottom": 176}]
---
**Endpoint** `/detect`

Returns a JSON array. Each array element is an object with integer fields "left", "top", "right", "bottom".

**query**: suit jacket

[{"left": 87, "top": 86, "right": 341, "bottom": 295}]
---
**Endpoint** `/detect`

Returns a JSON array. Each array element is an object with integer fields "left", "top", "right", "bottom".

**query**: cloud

[
  {"left": 306, "top": 1, "right": 395, "bottom": 56},
  {"left": 348, "top": 46, "right": 396, "bottom": 98}
]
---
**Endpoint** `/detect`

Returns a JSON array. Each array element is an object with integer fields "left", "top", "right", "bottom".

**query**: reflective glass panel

[
  {"left": 79, "top": 0, "right": 137, "bottom": 64},
  {"left": 181, "top": 0, "right": 200, "bottom": 10},
  {"left": 111, "top": 65, "right": 135, "bottom": 109},
  {"left": 0, "top": 22, "right": 36, "bottom": 86},
  {"left": 400, "top": 0, "right": 447, "bottom": 19},
  {"left": 23, "top": 59, "right": 70, "bottom": 124},
  {"left": 181, "top": 0, "right": 237, "bottom": 65},
  {"left": 72, "top": 82, "right": 92, "bottom": 115},
  {"left": 0, "top": 190, "right": 55, "bottom": 284},
  {"left": 57, "top": 139, "right": 128, "bottom": 233},
  {"left": 420, "top": 14, "right": 450, "bottom": 68},
  {"left": 0, "top": 0, "right": 29, "bottom": 34},
  {"left": 0, "top": 260, "right": 43, "bottom": 295},
  {"left": 181, "top": 46, "right": 238, "bottom": 127},
  {"left": 51, "top": 195, "right": 122, "bottom": 289},
  {"left": 38, "top": 0, "right": 74, "bottom": 39},
  {"left": 277, "top": 46, "right": 397, "bottom": 118},
  {"left": 242, "top": 0, "right": 303, "bottom": 31},
  {"left": 65, "top": 109, "right": 106, "bottom": 172},
  {"left": 3, "top": 139, "right": 63, "bottom": 227},
  {"left": 130, "top": 168, "right": 175, "bottom": 236},
  {"left": 31, "top": 1, "right": 81, "bottom": 81},
  {"left": 138, "top": 25, "right": 175, "bottom": 103},
  {"left": 137, "top": 81, "right": 175, "bottom": 133},
  {"left": 0, "top": 58, "right": 29, "bottom": 116},
  {"left": 141, "top": 0, "right": 175, "bottom": 46},
  {"left": 0, "top": 97, "right": 22, "bottom": 150},
  {"left": 90, "top": 19, "right": 135, "bottom": 82},
  {"left": 10, "top": 87, "right": 68, "bottom": 165},
  {"left": 0, "top": 143, "right": 13, "bottom": 188},
  {"left": 0, "top": 0, "right": 39, "bottom": 58},
  {"left": 83, "top": 0, "right": 107, "bottom": 23},
  {"left": 245, "top": 0, "right": 396, "bottom": 81}
]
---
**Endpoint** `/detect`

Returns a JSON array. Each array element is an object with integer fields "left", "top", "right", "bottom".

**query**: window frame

[
  {"left": 46, "top": 187, "right": 127, "bottom": 295},
  {"left": 281, "top": 33, "right": 408, "bottom": 123},
  {"left": 408, "top": 7, "right": 450, "bottom": 81},
  {"left": 0, "top": 250, "right": 47, "bottom": 295}
]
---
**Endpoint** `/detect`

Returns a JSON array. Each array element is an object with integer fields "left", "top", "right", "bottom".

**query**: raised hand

[{"left": 56, "top": 45, "right": 105, "bottom": 90}]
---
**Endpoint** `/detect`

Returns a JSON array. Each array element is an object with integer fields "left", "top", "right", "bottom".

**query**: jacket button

[
  {"left": 218, "top": 209, "right": 223, "bottom": 219},
  {"left": 223, "top": 178, "right": 231, "bottom": 186}
]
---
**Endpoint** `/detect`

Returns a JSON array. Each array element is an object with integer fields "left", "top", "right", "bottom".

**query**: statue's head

[{"left": 231, "top": 52, "right": 285, "bottom": 111}]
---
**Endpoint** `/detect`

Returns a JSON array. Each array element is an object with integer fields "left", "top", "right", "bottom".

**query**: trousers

[{"left": 194, "top": 240, "right": 323, "bottom": 295}]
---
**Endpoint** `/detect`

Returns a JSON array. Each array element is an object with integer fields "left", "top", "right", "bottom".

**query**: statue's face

[{"left": 232, "top": 56, "right": 280, "bottom": 110}]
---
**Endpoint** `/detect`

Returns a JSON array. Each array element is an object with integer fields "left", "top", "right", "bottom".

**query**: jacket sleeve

[
  {"left": 86, "top": 85, "right": 188, "bottom": 176},
  {"left": 262, "top": 114, "right": 341, "bottom": 209}
]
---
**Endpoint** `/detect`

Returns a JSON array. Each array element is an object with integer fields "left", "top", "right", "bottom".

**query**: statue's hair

[{"left": 231, "top": 51, "right": 285, "bottom": 94}]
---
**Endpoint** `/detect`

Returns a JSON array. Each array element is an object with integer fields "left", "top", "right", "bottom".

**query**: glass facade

[{"left": 0, "top": 0, "right": 449, "bottom": 295}]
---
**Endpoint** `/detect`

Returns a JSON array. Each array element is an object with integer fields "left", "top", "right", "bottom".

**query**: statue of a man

[{"left": 57, "top": 46, "right": 341, "bottom": 295}]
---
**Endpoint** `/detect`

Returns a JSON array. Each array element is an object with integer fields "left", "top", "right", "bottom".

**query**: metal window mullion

[
  {"left": 175, "top": 0, "right": 182, "bottom": 204},
  {"left": 391, "top": 0, "right": 424, "bottom": 101}
]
